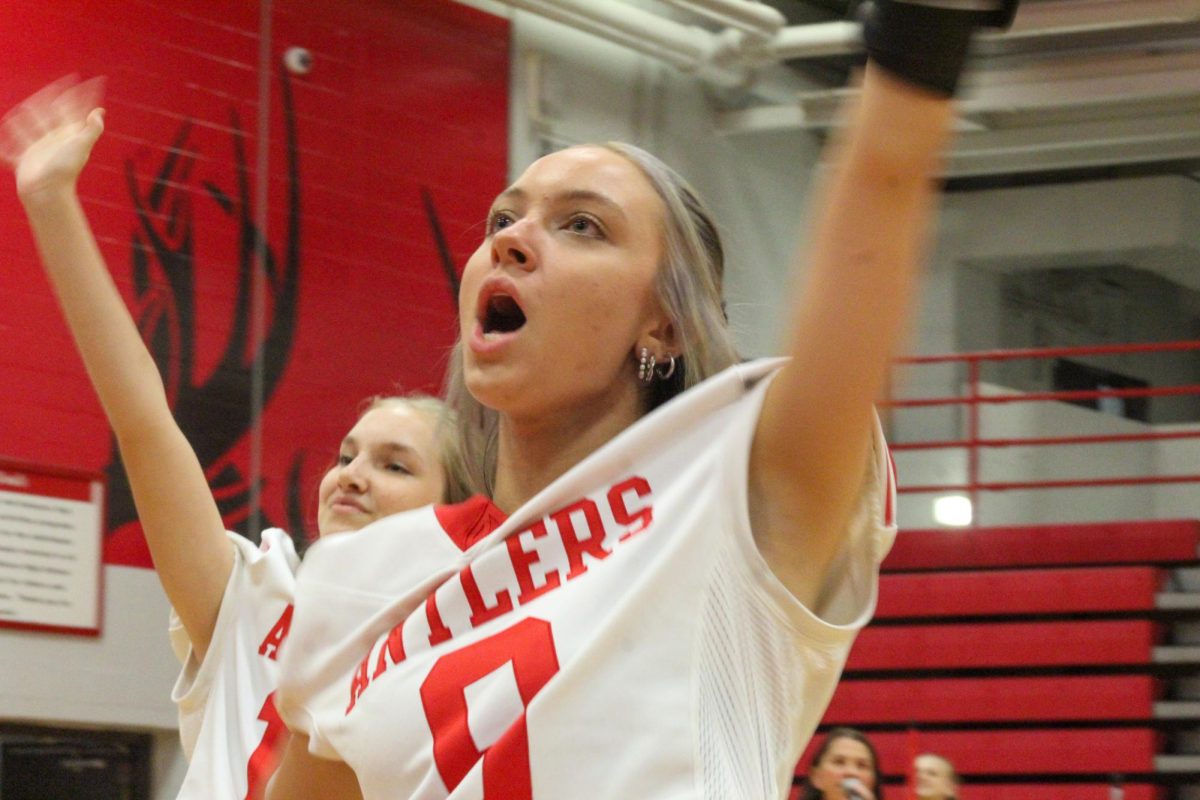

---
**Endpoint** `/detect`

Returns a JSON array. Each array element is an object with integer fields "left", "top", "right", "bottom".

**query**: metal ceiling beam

[
  {"left": 961, "top": 50, "right": 1200, "bottom": 113},
  {"left": 999, "top": 0, "right": 1200, "bottom": 38},
  {"left": 718, "top": 49, "right": 1200, "bottom": 131},
  {"left": 948, "top": 111, "right": 1200, "bottom": 177}
]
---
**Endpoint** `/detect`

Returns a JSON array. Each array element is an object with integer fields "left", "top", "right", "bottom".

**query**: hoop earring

[
  {"left": 655, "top": 355, "right": 676, "bottom": 381},
  {"left": 638, "top": 347, "right": 657, "bottom": 385}
]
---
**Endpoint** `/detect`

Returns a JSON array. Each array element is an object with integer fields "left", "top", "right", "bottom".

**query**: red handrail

[
  {"left": 888, "top": 384, "right": 1200, "bottom": 409},
  {"left": 900, "top": 340, "right": 1200, "bottom": 364},
  {"left": 890, "top": 430, "right": 1200, "bottom": 451},
  {"left": 887, "top": 340, "right": 1200, "bottom": 524}
]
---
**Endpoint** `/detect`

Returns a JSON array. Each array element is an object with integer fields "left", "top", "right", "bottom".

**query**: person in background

[
  {"left": 913, "top": 752, "right": 960, "bottom": 800},
  {"left": 798, "top": 727, "right": 885, "bottom": 800}
]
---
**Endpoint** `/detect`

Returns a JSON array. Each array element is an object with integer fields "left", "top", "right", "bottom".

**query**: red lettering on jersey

[
  {"left": 257, "top": 604, "right": 294, "bottom": 660},
  {"left": 552, "top": 498, "right": 609, "bottom": 579},
  {"left": 373, "top": 622, "right": 408, "bottom": 680},
  {"left": 345, "top": 654, "right": 371, "bottom": 714},
  {"left": 245, "top": 692, "right": 287, "bottom": 800},
  {"left": 461, "top": 564, "right": 514, "bottom": 627},
  {"left": 348, "top": 475, "right": 658, "bottom": 717},
  {"left": 426, "top": 591, "right": 454, "bottom": 647},
  {"left": 609, "top": 476, "right": 653, "bottom": 540},
  {"left": 507, "top": 520, "right": 561, "bottom": 605},
  {"left": 421, "top": 618, "right": 560, "bottom": 799}
]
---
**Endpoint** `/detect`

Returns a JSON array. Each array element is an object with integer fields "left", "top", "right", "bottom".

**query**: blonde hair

[
  {"left": 361, "top": 393, "right": 473, "bottom": 504},
  {"left": 444, "top": 142, "right": 740, "bottom": 496}
]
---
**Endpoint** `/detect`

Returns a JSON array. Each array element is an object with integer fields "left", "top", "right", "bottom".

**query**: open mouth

[{"left": 482, "top": 293, "right": 527, "bottom": 335}]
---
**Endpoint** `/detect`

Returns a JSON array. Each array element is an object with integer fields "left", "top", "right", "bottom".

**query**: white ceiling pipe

[
  {"left": 492, "top": 0, "right": 716, "bottom": 70},
  {"left": 743, "top": 21, "right": 863, "bottom": 64},
  {"left": 490, "top": 0, "right": 764, "bottom": 86},
  {"left": 657, "top": 0, "right": 787, "bottom": 40}
]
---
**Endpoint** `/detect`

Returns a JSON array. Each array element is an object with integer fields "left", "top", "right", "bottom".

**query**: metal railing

[{"left": 886, "top": 340, "right": 1200, "bottom": 524}]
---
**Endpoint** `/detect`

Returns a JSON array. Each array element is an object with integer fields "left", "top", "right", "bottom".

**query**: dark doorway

[
  {"left": 0, "top": 725, "right": 150, "bottom": 800},
  {"left": 1053, "top": 358, "right": 1150, "bottom": 422}
]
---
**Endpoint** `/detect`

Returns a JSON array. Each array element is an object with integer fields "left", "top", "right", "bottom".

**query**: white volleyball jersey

[
  {"left": 169, "top": 528, "right": 301, "bottom": 800},
  {"left": 277, "top": 359, "right": 897, "bottom": 800}
]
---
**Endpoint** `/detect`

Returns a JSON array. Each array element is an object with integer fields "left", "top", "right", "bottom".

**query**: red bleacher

[
  {"left": 847, "top": 619, "right": 1161, "bottom": 670},
  {"left": 882, "top": 519, "right": 1200, "bottom": 572},
  {"left": 826, "top": 675, "right": 1159, "bottom": 723},
  {"left": 875, "top": 566, "right": 1164, "bottom": 619},
  {"left": 961, "top": 787, "right": 1163, "bottom": 800},
  {"left": 795, "top": 519, "right": 1200, "bottom": 799}
]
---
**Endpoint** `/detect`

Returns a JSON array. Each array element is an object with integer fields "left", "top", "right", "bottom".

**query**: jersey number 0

[{"left": 421, "top": 617, "right": 560, "bottom": 798}]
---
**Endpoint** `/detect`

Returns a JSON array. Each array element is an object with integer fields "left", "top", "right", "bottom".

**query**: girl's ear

[{"left": 637, "top": 314, "right": 679, "bottom": 362}]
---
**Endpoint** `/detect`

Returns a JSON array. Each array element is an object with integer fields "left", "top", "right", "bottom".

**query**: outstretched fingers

[
  {"left": 1, "top": 75, "right": 78, "bottom": 150},
  {"left": 0, "top": 75, "right": 106, "bottom": 168},
  {"left": 54, "top": 75, "right": 106, "bottom": 126},
  {"left": 0, "top": 107, "right": 39, "bottom": 167}
]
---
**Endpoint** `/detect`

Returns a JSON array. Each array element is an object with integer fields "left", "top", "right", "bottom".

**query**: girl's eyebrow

[
  {"left": 339, "top": 438, "right": 426, "bottom": 469},
  {"left": 494, "top": 186, "right": 626, "bottom": 221},
  {"left": 377, "top": 441, "right": 426, "bottom": 467}
]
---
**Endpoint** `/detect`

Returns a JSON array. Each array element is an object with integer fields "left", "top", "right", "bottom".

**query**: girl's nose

[
  {"left": 337, "top": 458, "right": 367, "bottom": 491},
  {"left": 491, "top": 220, "right": 537, "bottom": 272}
]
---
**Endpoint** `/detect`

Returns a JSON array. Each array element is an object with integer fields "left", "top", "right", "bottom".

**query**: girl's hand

[{"left": 0, "top": 75, "right": 106, "bottom": 203}]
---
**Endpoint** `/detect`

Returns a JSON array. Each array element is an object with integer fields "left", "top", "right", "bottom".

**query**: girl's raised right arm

[{"left": 0, "top": 76, "right": 233, "bottom": 658}]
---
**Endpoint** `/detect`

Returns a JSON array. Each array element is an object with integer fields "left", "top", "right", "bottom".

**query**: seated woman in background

[
  {"left": 797, "top": 727, "right": 885, "bottom": 800},
  {"left": 0, "top": 78, "right": 469, "bottom": 799}
]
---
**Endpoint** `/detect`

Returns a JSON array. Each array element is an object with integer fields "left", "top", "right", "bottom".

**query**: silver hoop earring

[
  {"left": 655, "top": 355, "right": 676, "bottom": 381},
  {"left": 638, "top": 347, "right": 656, "bottom": 385}
]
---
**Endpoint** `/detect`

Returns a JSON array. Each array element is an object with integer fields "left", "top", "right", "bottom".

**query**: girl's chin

[
  {"left": 464, "top": 364, "right": 526, "bottom": 408},
  {"left": 315, "top": 516, "right": 355, "bottom": 537}
]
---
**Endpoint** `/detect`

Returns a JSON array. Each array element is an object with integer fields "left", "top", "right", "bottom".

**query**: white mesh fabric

[{"left": 695, "top": 539, "right": 848, "bottom": 800}]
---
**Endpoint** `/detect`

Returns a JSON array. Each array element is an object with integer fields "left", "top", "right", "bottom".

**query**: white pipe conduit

[
  {"left": 486, "top": 0, "right": 860, "bottom": 77},
  {"left": 495, "top": 0, "right": 715, "bottom": 71},
  {"left": 656, "top": 0, "right": 787, "bottom": 40},
  {"left": 743, "top": 21, "right": 862, "bottom": 63}
]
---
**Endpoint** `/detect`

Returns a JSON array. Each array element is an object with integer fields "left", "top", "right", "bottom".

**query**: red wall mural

[{"left": 0, "top": 0, "right": 509, "bottom": 567}]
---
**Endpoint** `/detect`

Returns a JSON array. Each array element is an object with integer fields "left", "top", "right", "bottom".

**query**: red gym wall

[{"left": 0, "top": 0, "right": 509, "bottom": 567}]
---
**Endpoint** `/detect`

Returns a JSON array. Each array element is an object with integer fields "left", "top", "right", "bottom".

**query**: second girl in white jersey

[{"left": 0, "top": 78, "right": 466, "bottom": 798}]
